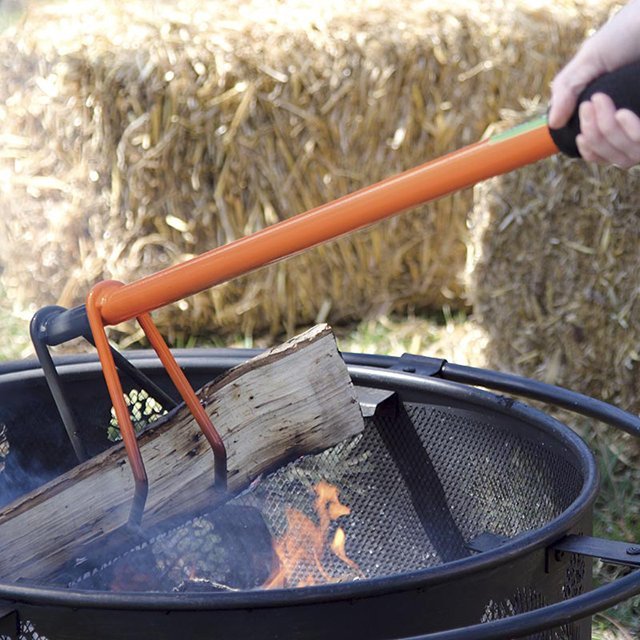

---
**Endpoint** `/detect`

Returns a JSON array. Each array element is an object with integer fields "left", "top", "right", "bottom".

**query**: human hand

[
  {"left": 571, "top": 93, "right": 640, "bottom": 168},
  {"left": 548, "top": 0, "right": 640, "bottom": 167}
]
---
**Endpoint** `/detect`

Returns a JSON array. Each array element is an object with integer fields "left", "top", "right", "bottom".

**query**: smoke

[
  {"left": 0, "top": 420, "right": 62, "bottom": 508},
  {"left": 0, "top": 388, "right": 79, "bottom": 509}
]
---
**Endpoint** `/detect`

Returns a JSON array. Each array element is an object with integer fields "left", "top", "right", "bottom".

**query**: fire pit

[
  {"left": 2, "top": 61, "right": 639, "bottom": 639},
  {"left": 1, "top": 349, "right": 639, "bottom": 640}
]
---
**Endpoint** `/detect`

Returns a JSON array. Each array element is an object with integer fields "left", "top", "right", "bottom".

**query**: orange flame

[{"left": 263, "top": 481, "right": 362, "bottom": 589}]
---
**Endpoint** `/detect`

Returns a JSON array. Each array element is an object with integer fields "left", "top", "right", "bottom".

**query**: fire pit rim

[{"left": 0, "top": 351, "right": 599, "bottom": 612}]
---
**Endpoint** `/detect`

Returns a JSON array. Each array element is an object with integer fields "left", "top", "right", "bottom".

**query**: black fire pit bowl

[{"left": 0, "top": 349, "right": 639, "bottom": 640}]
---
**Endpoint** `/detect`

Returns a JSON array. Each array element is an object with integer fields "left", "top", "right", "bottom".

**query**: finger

[
  {"left": 575, "top": 134, "right": 610, "bottom": 164},
  {"left": 615, "top": 109, "right": 640, "bottom": 144},
  {"left": 589, "top": 93, "right": 638, "bottom": 166},
  {"left": 577, "top": 132, "right": 636, "bottom": 169},
  {"left": 578, "top": 97, "right": 636, "bottom": 167},
  {"left": 614, "top": 110, "right": 640, "bottom": 167}
]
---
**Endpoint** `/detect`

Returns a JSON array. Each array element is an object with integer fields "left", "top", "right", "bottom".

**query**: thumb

[
  {"left": 548, "top": 90, "right": 578, "bottom": 129},
  {"left": 548, "top": 57, "right": 605, "bottom": 129}
]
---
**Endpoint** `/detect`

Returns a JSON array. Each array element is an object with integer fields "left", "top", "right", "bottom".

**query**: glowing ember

[
  {"left": 109, "top": 561, "right": 159, "bottom": 592},
  {"left": 263, "top": 481, "right": 362, "bottom": 589}
]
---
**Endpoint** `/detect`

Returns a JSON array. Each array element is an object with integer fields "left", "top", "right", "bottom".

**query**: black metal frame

[
  {"left": 29, "top": 306, "right": 178, "bottom": 463},
  {"left": 0, "top": 349, "right": 639, "bottom": 639}
]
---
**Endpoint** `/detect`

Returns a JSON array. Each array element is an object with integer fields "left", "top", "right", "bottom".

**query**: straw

[
  {"left": 470, "top": 104, "right": 640, "bottom": 414},
  {"left": 0, "top": 0, "right": 617, "bottom": 343}
]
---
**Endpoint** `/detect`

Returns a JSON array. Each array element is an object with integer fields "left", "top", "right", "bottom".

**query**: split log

[{"left": 0, "top": 324, "right": 364, "bottom": 582}]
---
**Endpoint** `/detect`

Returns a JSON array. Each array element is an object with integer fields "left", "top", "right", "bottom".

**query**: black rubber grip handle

[{"left": 549, "top": 61, "right": 640, "bottom": 157}]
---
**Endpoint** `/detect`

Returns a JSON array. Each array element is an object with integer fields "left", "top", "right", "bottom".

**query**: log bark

[{"left": 0, "top": 324, "right": 364, "bottom": 582}]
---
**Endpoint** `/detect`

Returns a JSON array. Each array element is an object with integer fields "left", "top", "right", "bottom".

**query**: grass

[
  {"left": 0, "top": 282, "right": 32, "bottom": 361},
  {"left": 589, "top": 426, "right": 640, "bottom": 637},
  {"left": 0, "top": 291, "right": 638, "bottom": 637}
]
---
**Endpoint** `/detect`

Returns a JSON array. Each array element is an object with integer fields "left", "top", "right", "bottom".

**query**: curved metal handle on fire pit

[
  {"left": 377, "top": 354, "right": 640, "bottom": 640},
  {"left": 405, "top": 569, "right": 640, "bottom": 640}
]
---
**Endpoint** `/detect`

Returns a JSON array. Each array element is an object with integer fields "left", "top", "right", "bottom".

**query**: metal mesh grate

[
  {"left": 482, "top": 588, "right": 575, "bottom": 640},
  {"left": 70, "top": 401, "right": 585, "bottom": 592},
  {"left": 409, "top": 405, "right": 584, "bottom": 542},
  {"left": 0, "top": 620, "right": 51, "bottom": 640},
  {"left": 17, "top": 620, "right": 48, "bottom": 640},
  {"left": 564, "top": 551, "right": 587, "bottom": 601},
  {"left": 0, "top": 423, "right": 8, "bottom": 477}
]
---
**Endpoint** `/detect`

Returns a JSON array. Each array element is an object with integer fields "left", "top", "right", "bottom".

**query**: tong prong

[
  {"left": 137, "top": 312, "right": 228, "bottom": 490},
  {"left": 86, "top": 280, "right": 228, "bottom": 527},
  {"left": 87, "top": 281, "right": 149, "bottom": 528}
]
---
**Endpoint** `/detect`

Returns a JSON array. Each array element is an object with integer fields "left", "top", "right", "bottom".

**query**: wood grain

[{"left": 0, "top": 324, "right": 364, "bottom": 581}]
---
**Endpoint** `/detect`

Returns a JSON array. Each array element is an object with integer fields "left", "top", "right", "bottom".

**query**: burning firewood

[
  {"left": 86, "top": 504, "right": 276, "bottom": 592},
  {"left": 0, "top": 324, "right": 364, "bottom": 582}
]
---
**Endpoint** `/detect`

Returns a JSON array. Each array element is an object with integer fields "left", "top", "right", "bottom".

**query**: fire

[
  {"left": 263, "top": 481, "right": 362, "bottom": 589},
  {"left": 331, "top": 526, "right": 360, "bottom": 573},
  {"left": 109, "top": 561, "right": 159, "bottom": 592}
]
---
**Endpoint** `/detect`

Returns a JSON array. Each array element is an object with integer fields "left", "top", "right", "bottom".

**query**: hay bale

[
  {"left": 0, "top": 0, "right": 616, "bottom": 343},
  {"left": 469, "top": 107, "right": 640, "bottom": 413}
]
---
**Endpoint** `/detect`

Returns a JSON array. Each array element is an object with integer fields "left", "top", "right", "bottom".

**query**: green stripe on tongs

[{"left": 488, "top": 114, "right": 548, "bottom": 144}]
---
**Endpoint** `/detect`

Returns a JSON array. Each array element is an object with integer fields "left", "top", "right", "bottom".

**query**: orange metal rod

[
  {"left": 99, "top": 119, "right": 558, "bottom": 327},
  {"left": 87, "top": 281, "right": 149, "bottom": 526},
  {"left": 136, "top": 312, "right": 228, "bottom": 489},
  {"left": 88, "top": 283, "right": 228, "bottom": 527}
]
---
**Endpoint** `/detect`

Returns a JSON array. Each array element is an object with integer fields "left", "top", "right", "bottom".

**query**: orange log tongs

[{"left": 30, "top": 63, "right": 640, "bottom": 528}]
